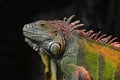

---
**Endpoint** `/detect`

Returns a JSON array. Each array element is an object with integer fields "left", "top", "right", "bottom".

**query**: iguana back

[{"left": 60, "top": 23, "right": 120, "bottom": 80}]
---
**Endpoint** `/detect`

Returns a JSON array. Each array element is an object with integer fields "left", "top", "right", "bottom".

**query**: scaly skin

[{"left": 23, "top": 15, "right": 120, "bottom": 80}]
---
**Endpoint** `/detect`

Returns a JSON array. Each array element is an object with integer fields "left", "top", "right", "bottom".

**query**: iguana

[{"left": 23, "top": 15, "right": 120, "bottom": 80}]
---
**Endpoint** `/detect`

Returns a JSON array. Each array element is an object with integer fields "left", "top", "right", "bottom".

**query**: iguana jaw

[
  {"left": 24, "top": 38, "right": 39, "bottom": 51},
  {"left": 24, "top": 36, "right": 62, "bottom": 57}
]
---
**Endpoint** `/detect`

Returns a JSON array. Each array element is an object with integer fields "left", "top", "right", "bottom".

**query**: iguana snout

[{"left": 23, "top": 21, "right": 54, "bottom": 43}]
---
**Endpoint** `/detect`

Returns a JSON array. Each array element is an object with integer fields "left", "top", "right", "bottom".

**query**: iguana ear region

[{"left": 47, "top": 41, "right": 61, "bottom": 55}]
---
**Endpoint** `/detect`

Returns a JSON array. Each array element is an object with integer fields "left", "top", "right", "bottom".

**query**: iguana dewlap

[{"left": 23, "top": 15, "right": 120, "bottom": 80}]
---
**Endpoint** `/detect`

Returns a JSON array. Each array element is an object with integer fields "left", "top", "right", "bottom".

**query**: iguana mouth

[
  {"left": 24, "top": 37, "right": 52, "bottom": 56},
  {"left": 23, "top": 31, "right": 51, "bottom": 38},
  {"left": 23, "top": 31, "right": 52, "bottom": 42},
  {"left": 24, "top": 35, "right": 62, "bottom": 58},
  {"left": 24, "top": 38, "right": 39, "bottom": 51}
]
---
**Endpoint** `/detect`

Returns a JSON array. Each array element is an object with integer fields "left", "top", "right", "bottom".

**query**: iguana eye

[
  {"left": 40, "top": 23, "right": 46, "bottom": 27},
  {"left": 47, "top": 41, "right": 61, "bottom": 55},
  {"left": 52, "top": 30, "right": 58, "bottom": 36}
]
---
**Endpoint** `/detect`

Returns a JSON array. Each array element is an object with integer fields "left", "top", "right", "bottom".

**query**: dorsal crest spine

[{"left": 64, "top": 15, "right": 120, "bottom": 49}]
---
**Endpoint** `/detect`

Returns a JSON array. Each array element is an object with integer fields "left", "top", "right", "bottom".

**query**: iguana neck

[{"left": 62, "top": 31, "right": 80, "bottom": 62}]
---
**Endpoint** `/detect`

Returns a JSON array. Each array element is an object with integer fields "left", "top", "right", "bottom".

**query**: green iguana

[{"left": 23, "top": 15, "right": 120, "bottom": 80}]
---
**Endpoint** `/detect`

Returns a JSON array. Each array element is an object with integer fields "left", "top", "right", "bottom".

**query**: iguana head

[
  {"left": 23, "top": 20, "right": 62, "bottom": 58},
  {"left": 23, "top": 15, "right": 83, "bottom": 59}
]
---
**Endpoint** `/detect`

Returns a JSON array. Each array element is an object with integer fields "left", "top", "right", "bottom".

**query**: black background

[{"left": 0, "top": 0, "right": 120, "bottom": 80}]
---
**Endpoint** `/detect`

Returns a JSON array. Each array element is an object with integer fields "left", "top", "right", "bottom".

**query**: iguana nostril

[
  {"left": 23, "top": 25, "right": 27, "bottom": 31},
  {"left": 23, "top": 24, "right": 29, "bottom": 30}
]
